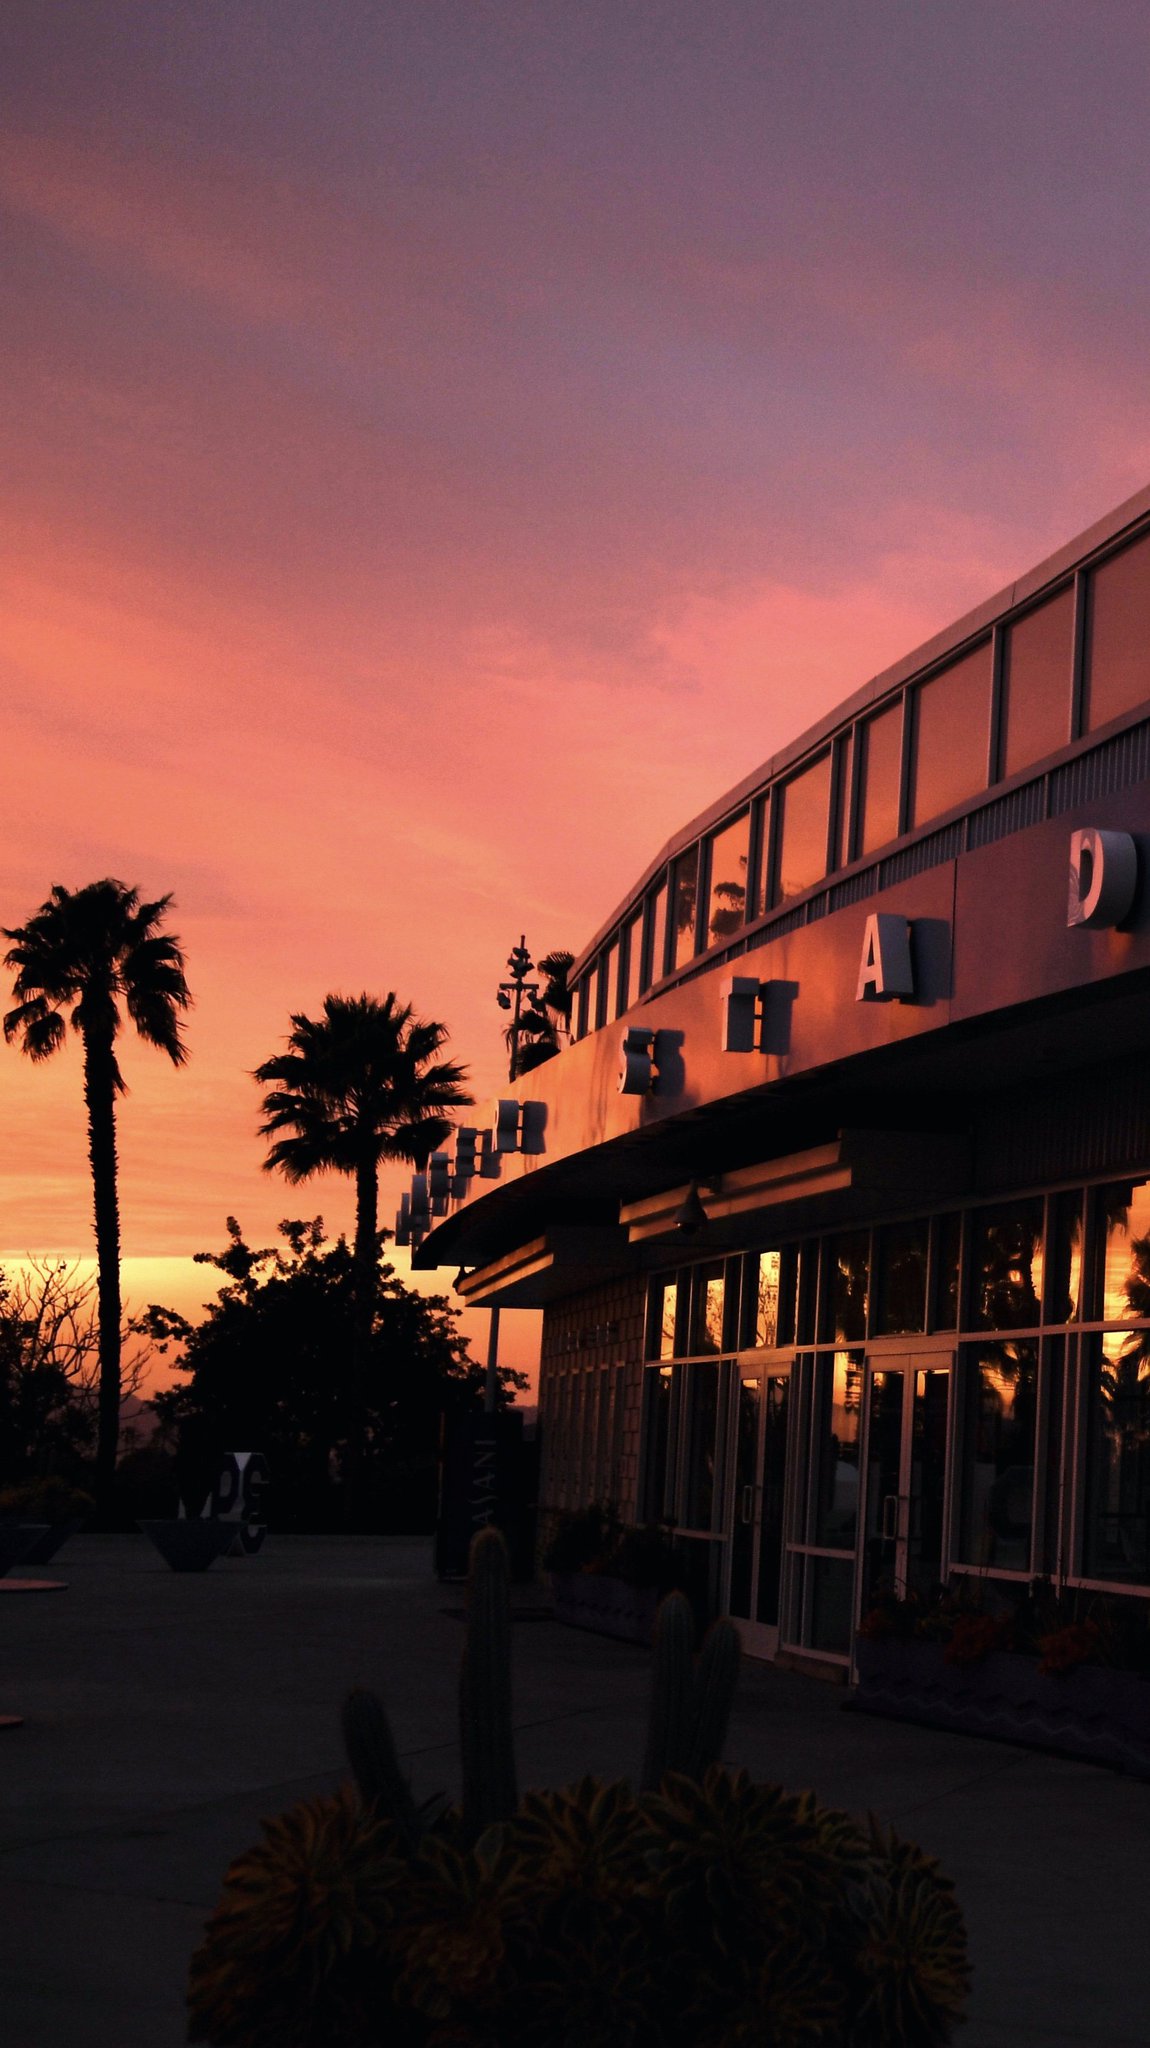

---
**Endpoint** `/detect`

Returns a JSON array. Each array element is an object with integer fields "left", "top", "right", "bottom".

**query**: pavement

[{"left": 1, "top": 1535, "right": 1147, "bottom": 2048}]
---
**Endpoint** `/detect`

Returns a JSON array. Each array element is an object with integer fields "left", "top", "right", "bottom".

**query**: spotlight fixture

[{"left": 674, "top": 1179, "right": 709, "bottom": 1236}]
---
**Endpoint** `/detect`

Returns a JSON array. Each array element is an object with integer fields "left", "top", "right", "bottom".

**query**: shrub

[{"left": 189, "top": 1532, "right": 969, "bottom": 2047}]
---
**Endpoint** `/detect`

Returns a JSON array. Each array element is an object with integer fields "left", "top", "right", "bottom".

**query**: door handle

[
  {"left": 881, "top": 1493, "right": 899, "bottom": 1542},
  {"left": 740, "top": 1484, "right": 755, "bottom": 1525}
]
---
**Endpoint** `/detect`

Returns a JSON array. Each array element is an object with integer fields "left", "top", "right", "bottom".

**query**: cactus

[
  {"left": 685, "top": 1616, "right": 740, "bottom": 1780},
  {"left": 640, "top": 1590, "right": 696, "bottom": 1789},
  {"left": 641, "top": 1594, "right": 741, "bottom": 1789},
  {"left": 459, "top": 1523, "right": 519, "bottom": 1836},
  {"left": 341, "top": 1686, "right": 423, "bottom": 1851}
]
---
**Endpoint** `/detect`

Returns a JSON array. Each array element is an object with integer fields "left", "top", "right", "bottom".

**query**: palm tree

[
  {"left": 3, "top": 880, "right": 191, "bottom": 1512},
  {"left": 253, "top": 993, "right": 472, "bottom": 1523},
  {"left": 506, "top": 948, "right": 573, "bottom": 1077}
]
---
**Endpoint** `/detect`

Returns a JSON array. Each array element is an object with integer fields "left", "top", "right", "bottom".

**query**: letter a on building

[{"left": 856, "top": 913, "right": 914, "bottom": 1002}]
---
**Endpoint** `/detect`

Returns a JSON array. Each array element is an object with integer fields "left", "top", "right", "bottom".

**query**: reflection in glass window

[
  {"left": 857, "top": 701, "right": 903, "bottom": 856},
  {"left": 775, "top": 753, "right": 832, "bottom": 902},
  {"left": 1002, "top": 587, "right": 1074, "bottom": 777},
  {"left": 1048, "top": 1192, "right": 1082, "bottom": 1323},
  {"left": 655, "top": 1280, "right": 678, "bottom": 1361},
  {"left": 706, "top": 812, "right": 750, "bottom": 945},
  {"left": 641, "top": 1365, "right": 674, "bottom": 1522},
  {"left": 933, "top": 1213, "right": 961, "bottom": 1331},
  {"left": 822, "top": 1231, "right": 869, "bottom": 1341},
  {"left": 876, "top": 1220, "right": 928, "bottom": 1334},
  {"left": 1086, "top": 534, "right": 1150, "bottom": 733},
  {"left": 752, "top": 1250, "right": 781, "bottom": 1348},
  {"left": 1098, "top": 1179, "right": 1150, "bottom": 1322},
  {"left": 959, "top": 1341, "right": 1037, "bottom": 1571},
  {"left": 619, "top": 908, "right": 643, "bottom": 1013},
  {"left": 1084, "top": 1330, "right": 1150, "bottom": 1583},
  {"left": 596, "top": 940, "right": 619, "bottom": 1027},
  {"left": 971, "top": 1201, "right": 1044, "bottom": 1330},
  {"left": 911, "top": 641, "right": 993, "bottom": 827},
  {"left": 804, "top": 1555, "right": 856, "bottom": 1656},
  {"left": 670, "top": 850, "right": 698, "bottom": 969},
  {"left": 683, "top": 1360, "right": 720, "bottom": 1529},
  {"left": 646, "top": 882, "right": 668, "bottom": 988},
  {"left": 813, "top": 1350, "right": 863, "bottom": 1548},
  {"left": 693, "top": 1264, "right": 725, "bottom": 1354}
]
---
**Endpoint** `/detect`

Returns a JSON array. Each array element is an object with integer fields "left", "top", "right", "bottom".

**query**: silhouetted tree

[
  {"left": 3, "top": 881, "right": 190, "bottom": 1512},
  {"left": 253, "top": 994, "right": 471, "bottom": 1523},
  {"left": 147, "top": 1218, "right": 522, "bottom": 1528}
]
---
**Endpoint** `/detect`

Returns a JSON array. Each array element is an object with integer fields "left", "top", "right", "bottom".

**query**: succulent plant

[{"left": 189, "top": 1528, "right": 970, "bottom": 2048}]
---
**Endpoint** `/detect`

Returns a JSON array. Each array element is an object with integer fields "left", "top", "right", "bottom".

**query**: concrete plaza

[{"left": 1, "top": 1535, "right": 1146, "bottom": 2048}]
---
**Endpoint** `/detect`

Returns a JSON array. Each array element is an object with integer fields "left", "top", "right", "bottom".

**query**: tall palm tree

[
  {"left": 3, "top": 880, "right": 191, "bottom": 1512},
  {"left": 253, "top": 992, "right": 472, "bottom": 1523}
]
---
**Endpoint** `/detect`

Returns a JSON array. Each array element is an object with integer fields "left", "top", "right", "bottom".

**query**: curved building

[{"left": 415, "top": 485, "right": 1150, "bottom": 1671}]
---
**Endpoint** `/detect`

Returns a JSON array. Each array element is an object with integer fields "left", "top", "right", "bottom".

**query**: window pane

[
  {"left": 799, "top": 1554, "right": 855, "bottom": 1656},
  {"left": 1096, "top": 1178, "right": 1150, "bottom": 1321},
  {"left": 750, "top": 1250, "right": 781, "bottom": 1348},
  {"left": 670, "top": 850, "right": 699, "bottom": 968},
  {"left": 619, "top": 909, "right": 643, "bottom": 1013},
  {"left": 1002, "top": 587, "right": 1074, "bottom": 777},
  {"left": 858, "top": 701, "right": 903, "bottom": 855},
  {"left": 775, "top": 753, "right": 831, "bottom": 902},
  {"left": 911, "top": 641, "right": 992, "bottom": 826},
  {"left": 812, "top": 1349, "right": 863, "bottom": 1548},
  {"left": 683, "top": 1360, "right": 720, "bottom": 1528},
  {"left": 821, "top": 1231, "right": 869, "bottom": 1341},
  {"left": 959, "top": 1340, "right": 1037, "bottom": 1570},
  {"left": 596, "top": 940, "right": 619, "bottom": 1026},
  {"left": 692, "top": 1263, "right": 726, "bottom": 1354},
  {"left": 1047, "top": 1191, "right": 1082, "bottom": 1323},
  {"left": 575, "top": 974, "right": 590, "bottom": 1040},
  {"left": 971, "top": 1200, "right": 1044, "bottom": 1330},
  {"left": 933, "top": 1213, "right": 961, "bottom": 1331},
  {"left": 1086, "top": 533, "right": 1150, "bottom": 732},
  {"left": 646, "top": 881, "right": 668, "bottom": 988},
  {"left": 705, "top": 812, "right": 750, "bottom": 946},
  {"left": 652, "top": 1279, "right": 678, "bottom": 1360},
  {"left": 1084, "top": 1330, "right": 1150, "bottom": 1583},
  {"left": 641, "top": 1364, "right": 674, "bottom": 1521},
  {"left": 875, "top": 1220, "right": 928, "bottom": 1334}
]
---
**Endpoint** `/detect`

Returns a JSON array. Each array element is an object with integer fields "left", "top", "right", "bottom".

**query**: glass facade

[
  {"left": 568, "top": 520, "right": 1150, "bottom": 1047},
  {"left": 630, "top": 1180, "right": 1150, "bottom": 1675}
]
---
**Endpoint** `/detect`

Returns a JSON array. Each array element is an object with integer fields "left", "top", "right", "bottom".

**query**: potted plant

[
  {"left": 544, "top": 1502, "right": 685, "bottom": 1644},
  {"left": 188, "top": 1528, "right": 970, "bottom": 2047}
]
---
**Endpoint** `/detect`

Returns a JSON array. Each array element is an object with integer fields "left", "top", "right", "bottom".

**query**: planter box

[
  {"left": 852, "top": 1636, "right": 1150, "bottom": 1779},
  {"left": 551, "top": 1572, "right": 660, "bottom": 1645},
  {"left": 139, "top": 1519, "right": 237, "bottom": 1573}
]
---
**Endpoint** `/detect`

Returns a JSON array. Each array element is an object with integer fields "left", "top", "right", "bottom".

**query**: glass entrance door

[
  {"left": 860, "top": 1358, "right": 950, "bottom": 1617},
  {"left": 726, "top": 1366, "right": 790, "bottom": 1656}
]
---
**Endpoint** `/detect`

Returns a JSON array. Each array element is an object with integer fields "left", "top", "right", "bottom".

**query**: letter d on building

[{"left": 1067, "top": 828, "right": 1137, "bottom": 929}]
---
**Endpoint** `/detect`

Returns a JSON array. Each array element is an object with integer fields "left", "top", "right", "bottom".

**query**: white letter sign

[
  {"left": 856, "top": 913, "right": 914, "bottom": 1002},
  {"left": 1067, "top": 828, "right": 1137, "bottom": 929}
]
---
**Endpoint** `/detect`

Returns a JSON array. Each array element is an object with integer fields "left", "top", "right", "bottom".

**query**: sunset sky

[{"left": 4, "top": 2, "right": 1150, "bottom": 1386}]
